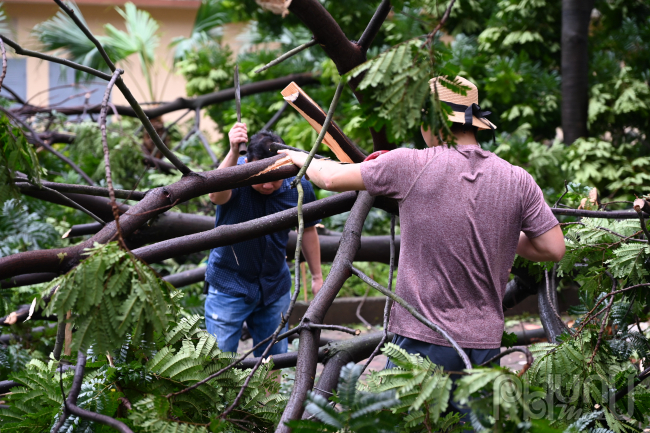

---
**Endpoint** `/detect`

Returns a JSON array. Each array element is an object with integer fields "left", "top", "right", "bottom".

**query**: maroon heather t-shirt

[{"left": 360, "top": 145, "right": 558, "bottom": 349}]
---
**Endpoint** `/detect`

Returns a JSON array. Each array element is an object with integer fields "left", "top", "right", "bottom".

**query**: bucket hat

[{"left": 429, "top": 76, "right": 497, "bottom": 132}]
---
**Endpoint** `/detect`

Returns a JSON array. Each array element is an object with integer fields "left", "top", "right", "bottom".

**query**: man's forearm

[
  {"left": 301, "top": 227, "right": 323, "bottom": 292},
  {"left": 209, "top": 150, "right": 239, "bottom": 204},
  {"left": 218, "top": 149, "right": 240, "bottom": 170},
  {"left": 278, "top": 150, "right": 365, "bottom": 192}
]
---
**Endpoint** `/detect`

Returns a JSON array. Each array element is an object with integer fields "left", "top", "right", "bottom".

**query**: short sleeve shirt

[
  {"left": 205, "top": 157, "right": 320, "bottom": 306},
  {"left": 360, "top": 146, "right": 558, "bottom": 349}
]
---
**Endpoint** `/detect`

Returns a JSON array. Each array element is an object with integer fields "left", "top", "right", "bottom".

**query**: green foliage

[
  {"left": 104, "top": 3, "right": 160, "bottom": 100},
  {"left": 175, "top": 42, "right": 234, "bottom": 96},
  {"left": 0, "top": 199, "right": 59, "bottom": 258},
  {"left": 0, "top": 114, "right": 42, "bottom": 205},
  {"left": 66, "top": 120, "right": 145, "bottom": 189},
  {"left": 0, "top": 343, "right": 33, "bottom": 379},
  {"left": 43, "top": 242, "right": 178, "bottom": 353},
  {"left": 0, "top": 315, "right": 286, "bottom": 432},
  {"left": 171, "top": 0, "right": 231, "bottom": 60},
  {"left": 287, "top": 362, "right": 402, "bottom": 433},
  {"left": 364, "top": 343, "right": 453, "bottom": 428},
  {"left": 33, "top": 1, "right": 119, "bottom": 80},
  {"left": 502, "top": 331, "right": 518, "bottom": 348},
  {"left": 563, "top": 138, "right": 650, "bottom": 197},
  {"left": 524, "top": 333, "right": 649, "bottom": 431},
  {"left": 0, "top": 3, "right": 11, "bottom": 38},
  {"left": 559, "top": 217, "right": 649, "bottom": 289},
  {"left": 3, "top": 1, "right": 650, "bottom": 432},
  {"left": 492, "top": 135, "right": 650, "bottom": 203},
  {"left": 0, "top": 358, "right": 77, "bottom": 432},
  {"left": 347, "top": 40, "right": 459, "bottom": 143}
]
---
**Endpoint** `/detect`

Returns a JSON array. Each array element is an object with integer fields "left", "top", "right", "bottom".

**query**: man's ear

[{"left": 244, "top": 158, "right": 248, "bottom": 163}]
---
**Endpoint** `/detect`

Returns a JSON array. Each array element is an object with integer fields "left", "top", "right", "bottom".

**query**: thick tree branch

[
  {"left": 0, "top": 272, "right": 58, "bottom": 289},
  {"left": 15, "top": 181, "right": 107, "bottom": 225},
  {"left": 15, "top": 74, "right": 318, "bottom": 118},
  {"left": 0, "top": 155, "right": 300, "bottom": 281},
  {"left": 16, "top": 179, "right": 145, "bottom": 201},
  {"left": 132, "top": 192, "right": 358, "bottom": 264},
  {"left": 358, "top": 0, "right": 392, "bottom": 52},
  {"left": 277, "top": 191, "right": 374, "bottom": 432},
  {"left": 287, "top": 0, "right": 392, "bottom": 151},
  {"left": 538, "top": 272, "right": 567, "bottom": 343},
  {"left": 551, "top": 208, "right": 650, "bottom": 219}
]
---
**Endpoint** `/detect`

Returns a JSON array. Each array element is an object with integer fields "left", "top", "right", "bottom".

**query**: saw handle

[{"left": 238, "top": 142, "right": 248, "bottom": 156}]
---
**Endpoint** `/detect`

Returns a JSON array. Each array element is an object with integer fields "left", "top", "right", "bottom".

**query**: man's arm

[
  {"left": 278, "top": 150, "right": 365, "bottom": 192},
  {"left": 301, "top": 226, "right": 323, "bottom": 295},
  {"left": 209, "top": 122, "right": 248, "bottom": 205},
  {"left": 516, "top": 225, "right": 566, "bottom": 262}
]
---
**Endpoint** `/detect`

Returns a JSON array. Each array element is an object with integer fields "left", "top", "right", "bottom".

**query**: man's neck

[{"left": 452, "top": 129, "right": 479, "bottom": 146}]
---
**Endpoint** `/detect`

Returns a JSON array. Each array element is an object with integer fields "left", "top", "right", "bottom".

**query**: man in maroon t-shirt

[{"left": 279, "top": 76, "right": 564, "bottom": 392}]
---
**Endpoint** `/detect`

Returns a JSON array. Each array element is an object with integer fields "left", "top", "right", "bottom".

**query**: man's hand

[
  {"left": 311, "top": 274, "right": 323, "bottom": 296},
  {"left": 277, "top": 149, "right": 308, "bottom": 168},
  {"left": 229, "top": 122, "right": 248, "bottom": 154}
]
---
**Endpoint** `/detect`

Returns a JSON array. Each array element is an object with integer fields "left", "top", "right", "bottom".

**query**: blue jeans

[{"left": 205, "top": 285, "right": 290, "bottom": 357}]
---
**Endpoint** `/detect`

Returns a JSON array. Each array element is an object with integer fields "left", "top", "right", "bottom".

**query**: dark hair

[
  {"left": 449, "top": 122, "right": 479, "bottom": 139},
  {"left": 247, "top": 130, "right": 284, "bottom": 161}
]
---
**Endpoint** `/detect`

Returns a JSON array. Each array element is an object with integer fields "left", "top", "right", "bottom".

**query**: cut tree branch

[{"left": 287, "top": 0, "right": 392, "bottom": 151}]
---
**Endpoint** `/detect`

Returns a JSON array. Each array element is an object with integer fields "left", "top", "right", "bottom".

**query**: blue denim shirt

[{"left": 205, "top": 158, "right": 319, "bottom": 306}]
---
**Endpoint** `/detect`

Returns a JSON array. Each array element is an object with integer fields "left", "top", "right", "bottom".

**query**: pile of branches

[{"left": 1, "top": 1, "right": 650, "bottom": 432}]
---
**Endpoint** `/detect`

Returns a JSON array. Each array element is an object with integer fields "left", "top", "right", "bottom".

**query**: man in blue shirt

[{"left": 206, "top": 122, "right": 323, "bottom": 357}]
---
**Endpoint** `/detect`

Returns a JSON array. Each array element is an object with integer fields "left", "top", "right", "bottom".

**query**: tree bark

[
  {"left": 561, "top": 0, "right": 594, "bottom": 144},
  {"left": 133, "top": 192, "right": 358, "bottom": 264},
  {"left": 277, "top": 191, "right": 375, "bottom": 432}
]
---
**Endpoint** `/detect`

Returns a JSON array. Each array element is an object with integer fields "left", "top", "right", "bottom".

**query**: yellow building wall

[{"left": 3, "top": 1, "right": 251, "bottom": 140}]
